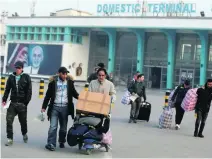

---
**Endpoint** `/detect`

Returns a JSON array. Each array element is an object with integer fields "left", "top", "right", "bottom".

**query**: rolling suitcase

[{"left": 137, "top": 102, "right": 151, "bottom": 122}]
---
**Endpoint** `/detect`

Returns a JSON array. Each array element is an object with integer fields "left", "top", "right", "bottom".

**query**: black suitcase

[{"left": 137, "top": 102, "right": 151, "bottom": 122}]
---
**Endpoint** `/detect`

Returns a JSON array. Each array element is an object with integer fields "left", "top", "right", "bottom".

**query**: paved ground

[{"left": 1, "top": 83, "right": 212, "bottom": 158}]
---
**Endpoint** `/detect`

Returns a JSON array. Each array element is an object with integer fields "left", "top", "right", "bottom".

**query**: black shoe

[
  {"left": 45, "top": 144, "right": 55, "bottom": 151},
  {"left": 59, "top": 143, "right": 65, "bottom": 148},
  {"left": 128, "top": 119, "right": 132, "bottom": 123},
  {"left": 133, "top": 119, "right": 137, "bottom": 123},
  {"left": 198, "top": 134, "right": 204, "bottom": 138},
  {"left": 194, "top": 131, "right": 198, "bottom": 137}
]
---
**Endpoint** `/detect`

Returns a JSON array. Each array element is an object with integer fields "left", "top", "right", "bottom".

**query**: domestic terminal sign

[{"left": 97, "top": 2, "right": 196, "bottom": 14}]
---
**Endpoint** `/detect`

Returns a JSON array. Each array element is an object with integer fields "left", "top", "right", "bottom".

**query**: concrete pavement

[{"left": 1, "top": 83, "right": 212, "bottom": 158}]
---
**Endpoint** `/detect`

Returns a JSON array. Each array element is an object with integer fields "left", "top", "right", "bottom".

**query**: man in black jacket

[
  {"left": 2, "top": 61, "right": 32, "bottom": 146},
  {"left": 128, "top": 74, "right": 146, "bottom": 123},
  {"left": 87, "top": 63, "right": 110, "bottom": 83},
  {"left": 194, "top": 79, "right": 212, "bottom": 138},
  {"left": 41, "top": 67, "right": 79, "bottom": 151},
  {"left": 171, "top": 79, "right": 190, "bottom": 130}
]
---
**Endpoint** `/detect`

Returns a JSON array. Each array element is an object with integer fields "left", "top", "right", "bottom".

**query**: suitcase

[{"left": 137, "top": 102, "right": 151, "bottom": 122}]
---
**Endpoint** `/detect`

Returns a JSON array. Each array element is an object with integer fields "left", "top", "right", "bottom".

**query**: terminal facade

[{"left": 3, "top": 16, "right": 212, "bottom": 89}]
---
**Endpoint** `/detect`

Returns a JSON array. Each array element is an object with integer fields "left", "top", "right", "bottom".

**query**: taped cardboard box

[{"left": 76, "top": 90, "right": 111, "bottom": 116}]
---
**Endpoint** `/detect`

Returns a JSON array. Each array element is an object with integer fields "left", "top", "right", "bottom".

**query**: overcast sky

[{"left": 0, "top": 0, "right": 212, "bottom": 17}]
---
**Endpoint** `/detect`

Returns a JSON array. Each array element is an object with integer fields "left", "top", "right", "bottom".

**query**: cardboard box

[{"left": 76, "top": 90, "right": 111, "bottom": 116}]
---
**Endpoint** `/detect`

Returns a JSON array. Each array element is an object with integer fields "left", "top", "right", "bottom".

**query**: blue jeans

[{"left": 47, "top": 106, "right": 69, "bottom": 147}]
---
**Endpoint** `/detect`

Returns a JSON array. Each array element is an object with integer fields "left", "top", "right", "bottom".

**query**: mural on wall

[
  {"left": 76, "top": 63, "right": 83, "bottom": 76},
  {"left": 6, "top": 43, "right": 62, "bottom": 75},
  {"left": 1, "top": 56, "right": 4, "bottom": 74},
  {"left": 67, "top": 62, "right": 83, "bottom": 78}
]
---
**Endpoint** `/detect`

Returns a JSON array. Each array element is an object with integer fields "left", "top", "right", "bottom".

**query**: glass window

[
  {"left": 88, "top": 31, "right": 108, "bottom": 75},
  {"left": 145, "top": 32, "right": 168, "bottom": 58},
  {"left": 17, "top": 34, "right": 21, "bottom": 40},
  {"left": 181, "top": 44, "right": 192, "bottom": 60},
  {"left": 24, "top": 27, "right": 28, "bottom": 32},
  {"left": 76, "top": 36, "right": 81, "bottom": 44},
  {"left": 37, "top": 27, "right": 42, "bottom": 33},
  {"left": 176, "top": 33, "right": 200, "bottom": 61},
  {"left": 195, "top": 45, "right": 201, "bottom": 61},
  {"left": 11, "top": 34, "right": 15, "bottom": 40},
  {"left": 60, "top": 27, "right": 65, "bottom": 33},
  {"left": 46, "top": 34, "right": 50, "bottom": 40},
  {"left": 71, "top": 35, "right": 74, "bottom": 42},
  {"left": 52, "top": 34, "right": 57, "bottom": 41},
  {"left": 17, "top": 27, "right": 21, "bottom": 32},
  {"left": 209, "top": 46, "right": 212, "bottom": 62},
  {"left": 59, "top": 35, "right": 64, "bottom": 41},
  {"left": 31, "top": 27, "right": 35, "bottom": 32},
  {"left": 11, "top": 27, "right": 15, "bottom": 32},
  {"left": 46, "top": 27, "right": 50, "bottom": 33},
  {"left": 24, "top": 34, "right": 27, "bottom": 40},
  {"left": 30, "top": 34, "right": 34, "bottom": 40},
  {"left": 52, "top": 27, "right": 57, "bottom": 33},
  {"left": 98, "top": 35, "right": 108, "bottom": 47},
  {"left": 37, "top": 34, "right": 42, "bottom": 40}
]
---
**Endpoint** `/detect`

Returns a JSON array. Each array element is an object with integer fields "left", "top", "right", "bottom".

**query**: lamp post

[{"left": 1, "top": 11, "right": 8, "bottom": 74}]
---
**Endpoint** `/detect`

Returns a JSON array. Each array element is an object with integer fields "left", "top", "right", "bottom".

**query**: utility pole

[{"left": 30, "top": 0, "right": 37, "bottom": 17}]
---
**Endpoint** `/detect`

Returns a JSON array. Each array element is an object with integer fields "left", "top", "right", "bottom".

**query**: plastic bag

[
  {"left": 102, "top": 130, "right": 112, "bottom": 145},
  {"left": 35, "top": 112, "right": 45, "bottom": 122}
]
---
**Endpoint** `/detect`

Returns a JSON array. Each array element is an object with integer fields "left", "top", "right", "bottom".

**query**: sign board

[{"left": 97, "top": 2, "right": 196, "bottom": 15}]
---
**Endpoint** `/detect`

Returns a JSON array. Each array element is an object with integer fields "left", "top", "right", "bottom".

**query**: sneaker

[
  {"left": 59, "top": 143, "right": 65, "bottom": 148},
  {"left": 133, "top": 119, "right": 137, "bottom": 123},
  {"left": 45, "top": 144, "right": 55, "bottom": 151},
  {"left": 175, "top": 124, "right": 180, "bottom": 130},
  {"left": 5, "top": 139, "right": 13, "bottom": 146},
  {"left": 23, "top": 134, "right": 28, "bottom": 143}
]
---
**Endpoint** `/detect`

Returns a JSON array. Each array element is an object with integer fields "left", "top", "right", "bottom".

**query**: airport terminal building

[{"left": 3, "top": 15, "right": 212, "bottom": 89}]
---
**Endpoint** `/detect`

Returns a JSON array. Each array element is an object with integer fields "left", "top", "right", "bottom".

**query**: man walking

[
  {"left": 128, "top": 74, "right": 146, "bottom": 123},
  {"left": 194, "top": 79, "right": 212, "bottom": 138},
  {"left": 171, "top": 79, "right": 190, "bottom": 130},
  {"left": 2, "top": 61, "right": 32, "bottom": 146},
  {"left": 87, "top": 63, "right": 110, "bottom": 83},
  {"left": 41, "top": 67, "right": 79, "bottom": 151}
]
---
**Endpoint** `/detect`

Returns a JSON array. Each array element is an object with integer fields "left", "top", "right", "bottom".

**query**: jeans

[
  {"left": 195, "top": 110, "right": 208, "bottom": 134},
  {"left": 47, "top": 106, "right": 69, "bottom": 147},
  {"left": 6, "top": 102, "right": 27, "bottom": 139},
  {"left": 130, "top": 97, "right": 141, "bottom": 119},
  {"left": 175, "top": 103, "right": 185, "bottom": 125}
]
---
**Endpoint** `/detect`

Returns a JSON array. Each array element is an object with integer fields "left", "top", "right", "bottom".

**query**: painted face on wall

[{"left": 31, "top": 46, "right": 43, "bottom": 68}]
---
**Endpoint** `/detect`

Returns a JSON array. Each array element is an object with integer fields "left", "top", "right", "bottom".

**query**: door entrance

[
  {"left": 151, "top": 67, "right": 162, "bottom": 89},
  {"left": 179, "top": 69, "right": 195, "bottom": 87}
]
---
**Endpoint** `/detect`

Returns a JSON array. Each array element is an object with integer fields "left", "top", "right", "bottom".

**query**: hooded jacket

[
  {"left": 2, "top": 72, "right": 32, "bottom": 106},
  {"left": 195, "top": 82, "right": 212, "bottom": 113},
  {"left": 42, "top": 74, "right": 78, "bottom": 120},
  {"left": 171, "top": 84, "right": 190, "bottom": 105}
]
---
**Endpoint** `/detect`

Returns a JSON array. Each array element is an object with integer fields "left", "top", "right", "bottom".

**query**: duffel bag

[
  {"left": 181, "top": 88, "right": 198, "bottom": 112},
  {"left": 67, "top": 124, "right": 89, "bottom": 147},
  {"left": 159, "top": 107, "right": 173, "bottom": 129}
]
